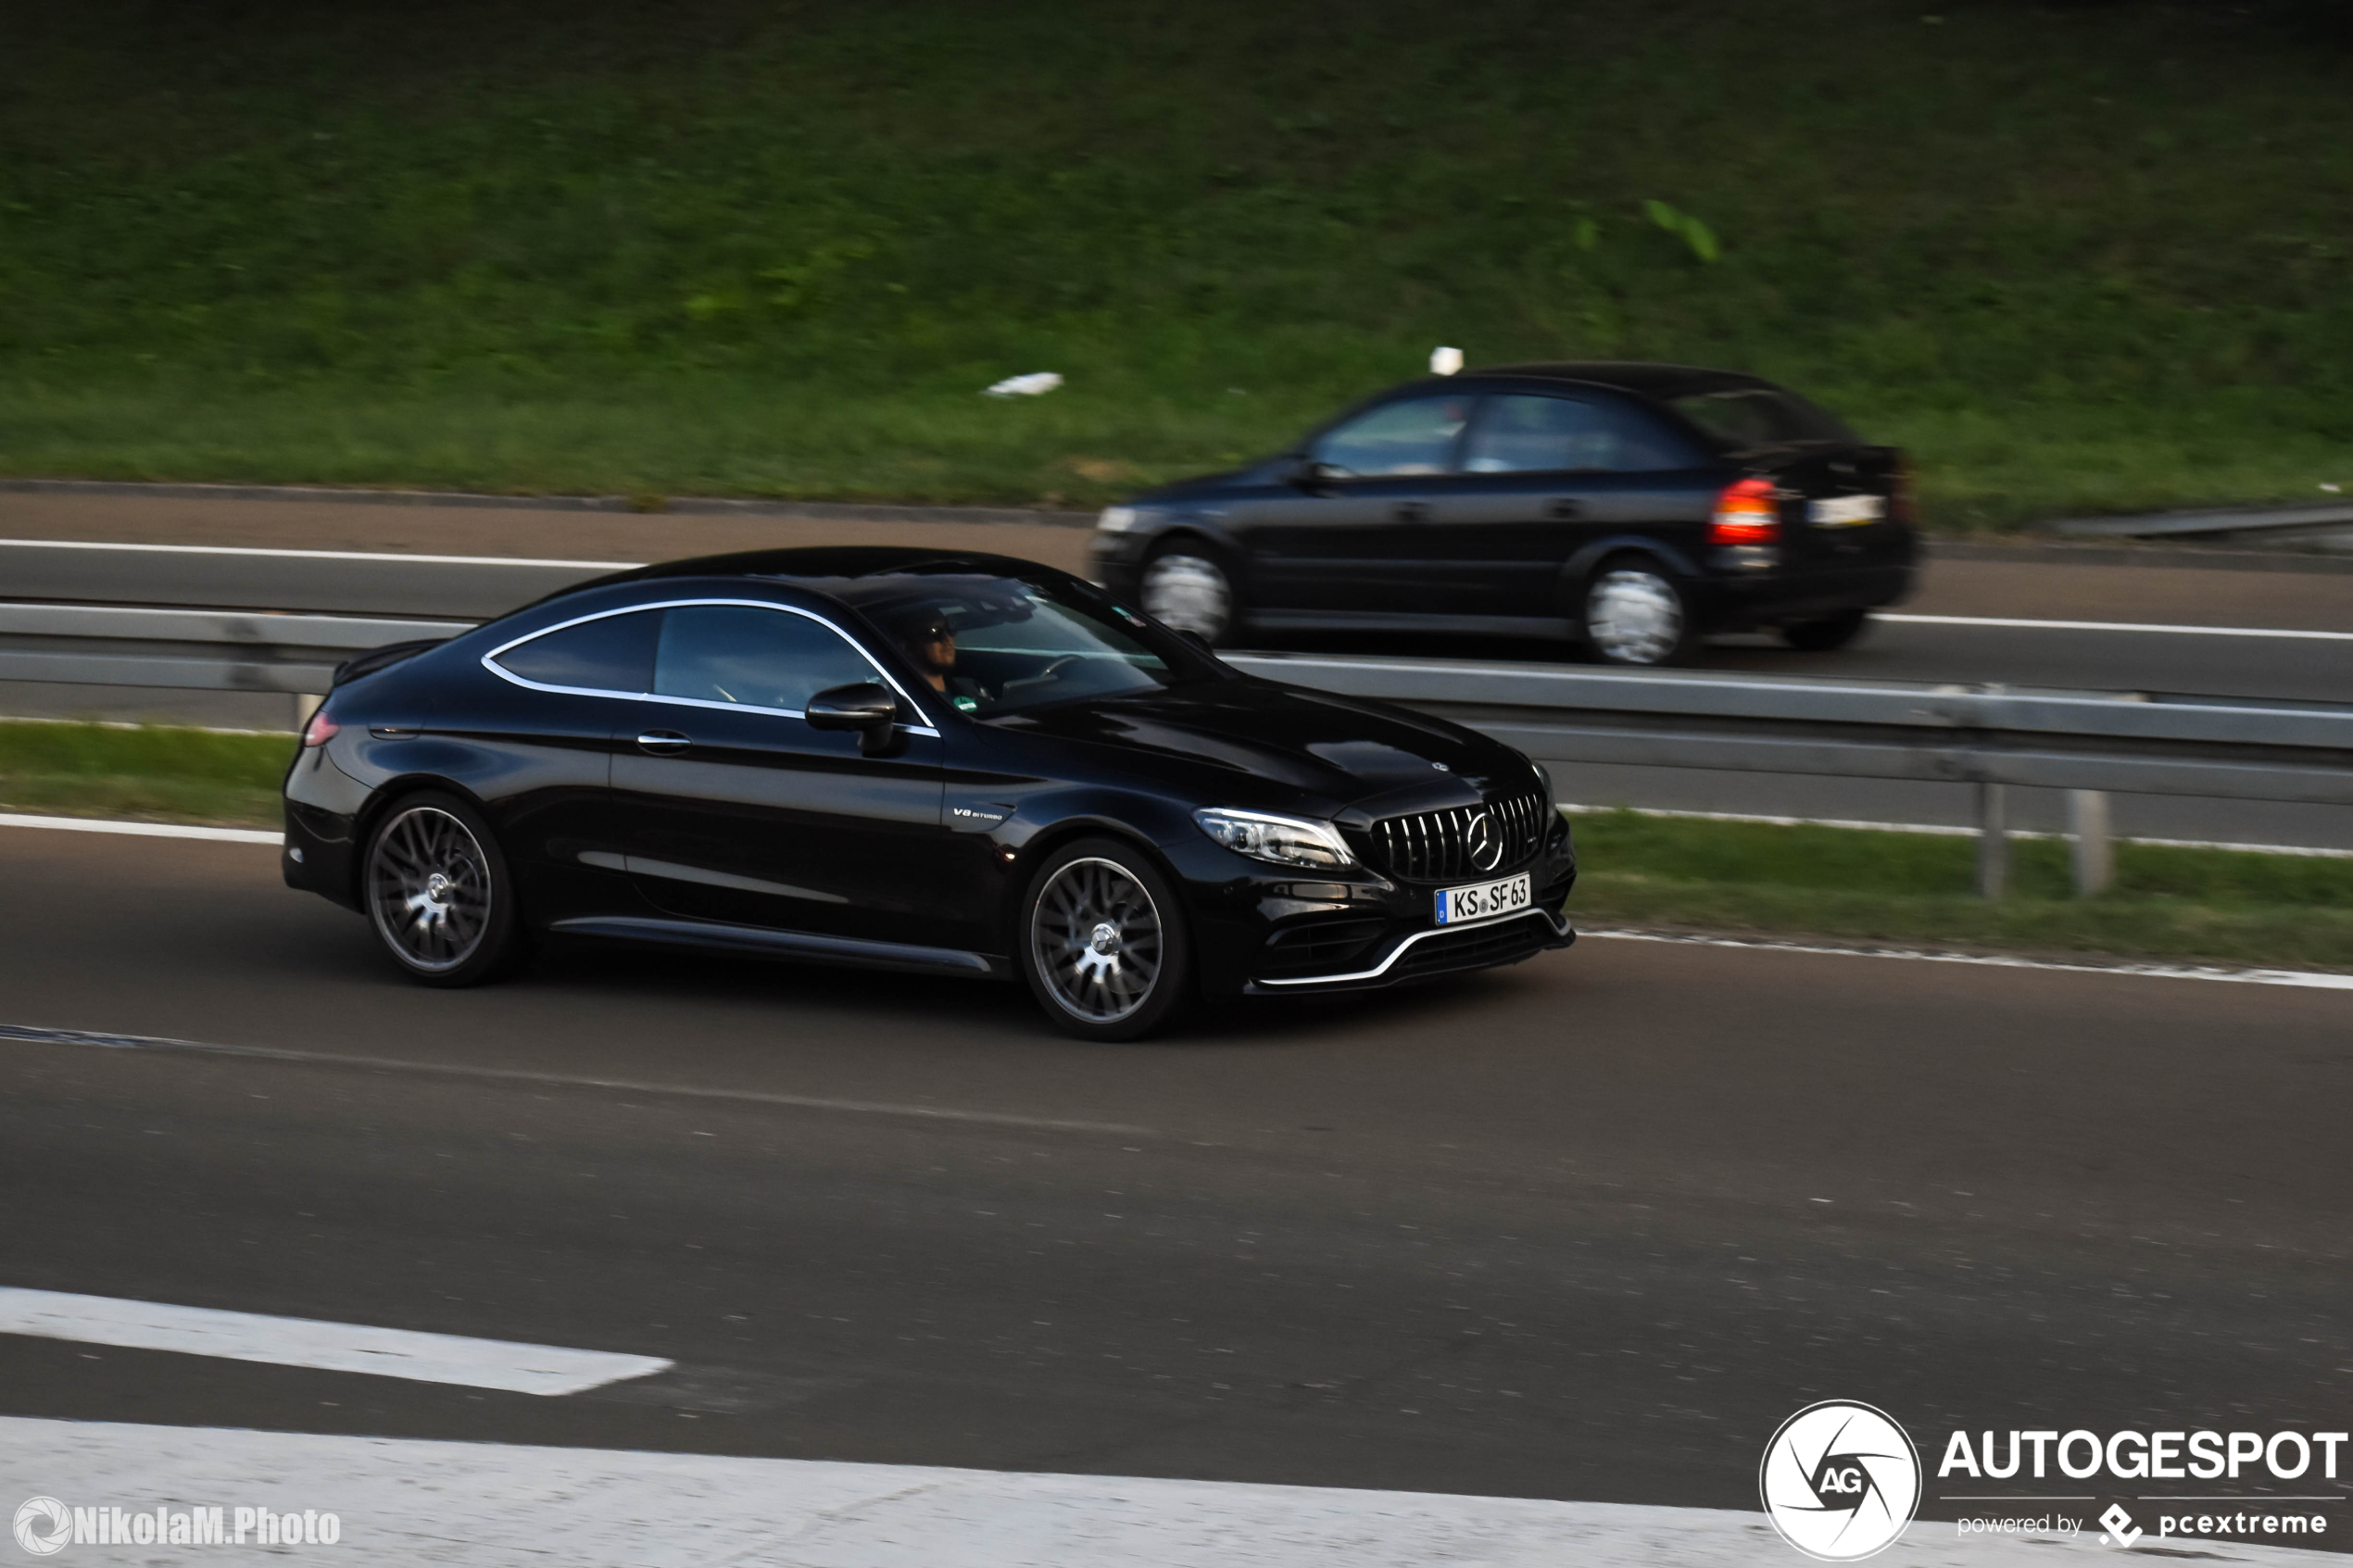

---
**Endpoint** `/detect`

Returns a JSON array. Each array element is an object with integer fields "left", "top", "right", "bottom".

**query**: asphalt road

[{"left": 5, "top": 829, "right": 2348, "bottom": 1532}]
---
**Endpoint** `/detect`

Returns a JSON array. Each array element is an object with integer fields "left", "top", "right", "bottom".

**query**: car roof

[
  {"left": 571, "top": 546, "right": 1062, "bottom": 597},
  {"left": 1466, "top": 361, "right": 1778, "bottom": 399}
]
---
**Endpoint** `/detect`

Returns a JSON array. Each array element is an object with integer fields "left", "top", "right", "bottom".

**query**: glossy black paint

[
  {"left": 1088, "top": 361, "right": 1917, "bottom": 643},
  {"left": 283, "top": 548, "right": 1576, "bottom": 1000}
]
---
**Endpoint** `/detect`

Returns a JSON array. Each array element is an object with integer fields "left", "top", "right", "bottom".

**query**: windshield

[
  {"left": 838, "top": 572, "right": 1210, "bottom": 716},
  {"left": 1668, "top": 387, "right": 1856, "bottom": 448}
]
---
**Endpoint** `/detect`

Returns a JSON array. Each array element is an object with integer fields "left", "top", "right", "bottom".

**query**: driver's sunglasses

[{"left": 921, "top": 624, "right": 955, "bottom": 642}]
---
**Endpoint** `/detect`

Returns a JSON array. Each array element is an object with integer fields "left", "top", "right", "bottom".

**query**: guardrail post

[
  {"left": 293, "top": 693, "right": 325, "bottom": 733},
  {"left": 1974, "top": 782, "right": 2009, "bottom": 898},
  {"left": 2069, "top": 789, "right": 2114, "bottom": 897}
]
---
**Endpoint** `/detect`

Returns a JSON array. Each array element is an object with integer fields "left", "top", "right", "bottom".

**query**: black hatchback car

[
  {"left": 283, "top": 547, "right": 1576, "bottom": 1040},
  {"left": 1089, "top": 362, "right": 1916, "bottom": 665}
]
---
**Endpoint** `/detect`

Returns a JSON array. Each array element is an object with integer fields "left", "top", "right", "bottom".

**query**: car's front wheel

[
  {"left": 1020, "top": 838, "right": 1192, "bottom": 1042},
  {"left": 363, "top": 792, "right": 523, "bottom": 986},
  {"left": 1139, "top": 545, "right": 1238, "bottom": 646},
  {"left": 1582, "top": 562, "right": 1697, "bottom": 666}
]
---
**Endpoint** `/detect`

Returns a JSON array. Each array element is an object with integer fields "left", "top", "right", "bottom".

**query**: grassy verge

[
  {"left": 5, "top": 1, "right": 2351, "bottom": 525},
  {"left": 0, "top": 721, "right": 287, "bottom": 829},
  {"left": 1567, "top": 810, "right": 2353, "bottom": 972},
  {"left": 4, "top": 721, "right": 2347, "bottom": 972}
]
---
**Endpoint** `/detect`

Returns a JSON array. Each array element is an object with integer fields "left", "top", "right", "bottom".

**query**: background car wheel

[
  {"left": 1582, "top": 562, "right": 1697, "bottom": 666},
  {"left": 1780, "top": 608, "right": 1870, "bottom": 652},
  {"left": 1139, "top": 546, "right": 1238, "bottom": 645},
  {"left": 1020, "top": 838, "right": 1192, "bottom": 1042},
  {"left": 363, "top": 791, "right": 523, "bottom": 987}
]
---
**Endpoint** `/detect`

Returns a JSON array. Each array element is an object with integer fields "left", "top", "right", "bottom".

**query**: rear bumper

[{"left": 1700, "top": 558, "right": 1914, "bottom": 628}]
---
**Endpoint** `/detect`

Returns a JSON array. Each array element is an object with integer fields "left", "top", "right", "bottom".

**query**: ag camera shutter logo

[{"left": 1759, "top": 1400, "right": 1922, "bottom": 1561}]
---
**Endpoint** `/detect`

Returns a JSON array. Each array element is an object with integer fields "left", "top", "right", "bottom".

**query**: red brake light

[
  {"left": 300, "top": 709, "right": 340, "bottom": 747},
  {"left": 1709, "top": 476, "right": 1780, "bottom": 546}
]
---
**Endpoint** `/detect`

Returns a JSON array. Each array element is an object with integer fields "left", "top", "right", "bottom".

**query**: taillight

[
  {"left": 300, "top": 709, "right": 340, "bottom": 747},
  {"left": 1709, "top": 476, "right": 1780, "bottom": 546}
]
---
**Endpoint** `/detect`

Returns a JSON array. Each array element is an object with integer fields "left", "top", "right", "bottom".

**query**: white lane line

[
  {"left": 0, "top": 812, "right": 279, "bottom": 845},
  {"left": 0, "top": 537, "right": 636, "bottom": 570},
  {"left": 0, "top": 1289, "right": 669, "bottom": 1396},
  {"left": 1556, "top": 802, "right": 2353, "bottom": 859},
  {"left": 1583, "top": 927, "right": 2353, "bottom": 992},
  {"left": 1883, "top": 611, "right": 2353, "bottom": 641},
  {"left": 16, "top": 1417, "right": 2272, "bottom": 1568},
  {"left": 0, "top": 1024, "right": 1156, "bottom": 1137}
]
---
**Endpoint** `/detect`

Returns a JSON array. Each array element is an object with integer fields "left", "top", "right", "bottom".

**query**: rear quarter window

[
  {"left": 1669, "top": 388, "right": 1857, "bottom": 447},
  {"left": 489, "top": 608, "right": 661, "bottom": 694}
]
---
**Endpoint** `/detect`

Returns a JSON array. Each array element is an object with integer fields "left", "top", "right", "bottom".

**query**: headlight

[
  {"left": 1194, "top": 808, "right": 1355, "bottom": 869},
  {"left": 1096, "top": 506, "right": 1141, "bottom": 533}
]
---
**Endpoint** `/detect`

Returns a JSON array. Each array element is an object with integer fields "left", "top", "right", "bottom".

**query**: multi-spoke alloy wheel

[
  {"left": 1021, "top": 842, "right": 1191, "bottom": 1041},
  {"left": 364, "top": 797, "right": 518, "bottom": 985},
  {"left": 1583, "top": 566, "right": 1693, "bottom": 666},
  {"left": 1139, "top": 550, "right": 1235, "bottom": 643}
]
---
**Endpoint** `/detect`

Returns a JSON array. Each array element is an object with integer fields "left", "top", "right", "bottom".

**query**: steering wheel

[{"left": 1038, "top": 654, "right": 1086, "bottom": 680}]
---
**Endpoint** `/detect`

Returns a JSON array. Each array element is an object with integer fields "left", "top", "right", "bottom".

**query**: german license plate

[
  {"left": 1810, "top": 494, "right": 1885, "bottom": 527},
  {"left": 1434, "top": 872, "right": 1531, "bottom": 925}
]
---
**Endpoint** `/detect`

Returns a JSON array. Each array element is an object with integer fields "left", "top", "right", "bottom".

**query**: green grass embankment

[{"left": 3, "top": 1, "right": 2350, "bottom": 522}]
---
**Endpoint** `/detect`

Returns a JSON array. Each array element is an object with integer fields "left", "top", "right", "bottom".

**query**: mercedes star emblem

[{"left": 1466, "top": 811, "right": 1503, "bottom": 872}]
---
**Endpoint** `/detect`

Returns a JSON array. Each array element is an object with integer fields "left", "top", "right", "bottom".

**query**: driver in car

[{"left": 905, "top": 616, "right": 958, "bottom": 694}]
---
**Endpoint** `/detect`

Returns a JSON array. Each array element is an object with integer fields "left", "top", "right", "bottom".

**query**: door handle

[
  {"left": 1392, "top": 501, "right": 1432, "bottom": 523},
  {"left": 635, "top": 730, "right": 690, "bottom": 756},
  {"left": 1546, "top": 498, "right": 1584, "bottom": 521}
]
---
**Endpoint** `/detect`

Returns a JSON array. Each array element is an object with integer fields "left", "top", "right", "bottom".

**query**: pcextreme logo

[{"left": 1759, "top": 1400, "right": 1923, "bottom": 1562}]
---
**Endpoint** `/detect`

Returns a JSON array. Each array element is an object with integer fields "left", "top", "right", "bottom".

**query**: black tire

[
  {"left": 1137, "top": 542, "right": 1240, "bottom": 646},
  {"left": 1780, "top": 608, "right": 1870, "bottom": 652},
  {"left": 1580, "top": 559, "right": 1699, "bottom": 666},
  {"left": 1019, "top": 836, "right": 1193, "bottom": 1042},
  {"left": 361, "top": 791, "right": 525, "bottom": 987}
]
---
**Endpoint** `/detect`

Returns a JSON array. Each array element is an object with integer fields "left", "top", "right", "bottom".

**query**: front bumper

[{"left": 1241, "top": 904, "right": 1574, "bottom": 995}]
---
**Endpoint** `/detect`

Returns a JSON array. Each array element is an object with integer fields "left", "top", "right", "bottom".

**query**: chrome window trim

[
  {"left": 1253, "top": 905, "right": 1568, "bottom": 988},
  {"left": 479, "top": 596, "right": 940, "bottom": 735}
]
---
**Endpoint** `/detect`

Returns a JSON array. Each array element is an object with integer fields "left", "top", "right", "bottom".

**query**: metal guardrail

[
  {"left": 0, "top": 606, "right": 472, "bottom": 701},
  {"left": 8, "top": 603, "right": 2351, "bottom": 897}
]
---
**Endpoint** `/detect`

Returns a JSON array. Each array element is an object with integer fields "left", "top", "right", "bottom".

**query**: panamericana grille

[{"left": 1368, "top": 790, "right": 1548, "bottom": 884}]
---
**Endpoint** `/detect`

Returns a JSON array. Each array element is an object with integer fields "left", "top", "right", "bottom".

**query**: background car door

[
  {"left": 1241, "top": 392, "right": 1478, "bottom": 615},
  {"left": 1440, "top": 392, "right": 1708, "bottom": 616},
  {"left": 609, "top": 602, "right": 950, "bottom": 945}
]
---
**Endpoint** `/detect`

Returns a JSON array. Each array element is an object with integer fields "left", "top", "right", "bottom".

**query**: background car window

[
  {"left": 652, "top": 605, "right": 878, "bottom": 712},
  {"left": 1463, "top": 394, "right": 1691, "bottom": 473},
  {"left": 1309, "top": 395, "right": 1475, "bottom": 477},
  {"left": 491, "top": 608, "right": 660, "bottom": 693},
  {"left": 1670, "top": 387, "right": 1856, "bottom": 447}
]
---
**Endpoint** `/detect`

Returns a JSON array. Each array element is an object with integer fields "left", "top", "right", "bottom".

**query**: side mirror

[
  {"left": 1277, "top": 453, "right": 1338, "bottom": 492},
  {"left": 805, "top": 681, "right": 900, "bottom": 756}
]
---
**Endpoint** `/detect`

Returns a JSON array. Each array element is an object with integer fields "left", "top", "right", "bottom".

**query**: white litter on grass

[
  {"left": 984, "top": 371, "right": 1063, "bottom": 397},
  {"left": 1428, "top": 345, "right": 1464, "bottom": 376}
]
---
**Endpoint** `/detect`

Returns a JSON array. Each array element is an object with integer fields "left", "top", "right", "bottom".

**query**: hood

[{"left": 981, "top": 677, "right": 1541, "bottom": 817}]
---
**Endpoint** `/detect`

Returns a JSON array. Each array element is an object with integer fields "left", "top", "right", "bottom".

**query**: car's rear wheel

[
  {"left": 1139, "top": 545, "right": 1238, "bottom": 646},
  {"left": 1021, "top": 838, "right": 1191, "bottom": 1042},
  {"left": 1780, "top": 608, "right": 1870, "bottom": 652},
  {"left": 1582, "top": 562, "right": 1697, "bottom": 666},
  {"left": 363, "top": 792, "right": 522, "bottom": 987}
]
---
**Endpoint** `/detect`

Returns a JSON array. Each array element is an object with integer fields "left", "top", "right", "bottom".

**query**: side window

[
  {"left": 652, "top": 605, "right": 879, "bottom": 713},
  {"left": 1463, "top": 394, "right": 1693, "bottom": 474},
  {"left": 1309, "top": 395, "right": 1476, "bottom": 478},
  {"left": 490, "top": 608, "right": 660, "bottom": 693}
]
